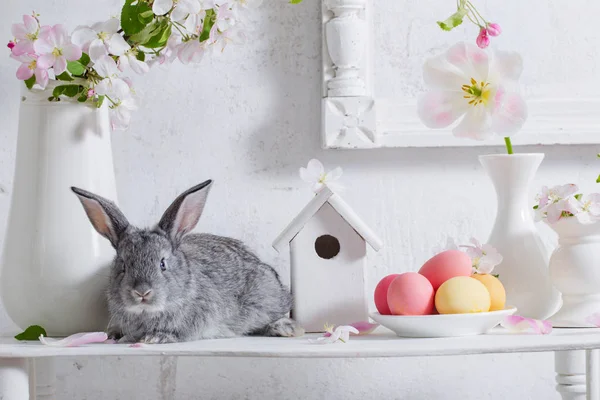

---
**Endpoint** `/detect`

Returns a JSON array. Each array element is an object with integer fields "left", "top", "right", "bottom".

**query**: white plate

[{"left": 370, "top": 307, "right": 517, "bottom": 338}]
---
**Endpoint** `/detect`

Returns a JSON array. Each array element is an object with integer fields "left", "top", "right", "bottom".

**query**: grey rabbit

[{"left": 71, "top": 180, "right": 303, "bottom": 343}]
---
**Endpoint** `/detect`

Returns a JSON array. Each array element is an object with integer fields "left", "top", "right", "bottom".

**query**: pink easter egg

[
  {"left": 419, "top": 250, "right": 472, "bottom": 290},
  {"left": 374, "top": 274, "right": 401, "bottom": 315},
  {"left": 387, "top": 272, "right": 435, "bottom": 316}
]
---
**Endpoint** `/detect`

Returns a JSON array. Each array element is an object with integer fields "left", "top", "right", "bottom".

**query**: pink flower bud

[
  {"left": 486, "top": 23, "right": 502, "bottom": 37},
  {"left": 87, "top": 88, "right": 95, "bottom": 98},
  {"left": 7, "top": 41, "right": 15, "bottom": 50},
  {"left": 476, "top": 28, "right": 490, "bottom": 49}
]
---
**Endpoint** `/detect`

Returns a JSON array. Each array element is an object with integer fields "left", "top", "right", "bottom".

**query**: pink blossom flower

[
  {"left": 11, "top": 53, "right": 49, "bottom": 89},
  {"left": 87, "top": 88, "right": 95, "bottom": 98},
  {"left": 11, "top": 14, "right": 48, "bottom": 56},
  {"left": 34, "top": 24, "right": 82, "bottom": 75},
  {"left": 486, "top": 23, "right": 502, "bottom": 37},
  {"left": 476, "top": 28, "right": 490, "bottom": 49},
  {"left": 7, "top": 41, "right": 16, "bottom": 50}
]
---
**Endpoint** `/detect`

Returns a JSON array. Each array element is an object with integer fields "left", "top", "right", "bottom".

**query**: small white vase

[
  {"left": 0, "top": 86, "right": 116, "bottom": 335},
  {"left": 547, "top": 218, "right": 600, "bottom": 327},
  {"left": 479, "top": 153, "right": 561, "bottom": 320}
]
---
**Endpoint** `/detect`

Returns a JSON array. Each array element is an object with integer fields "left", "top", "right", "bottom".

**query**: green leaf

[
  {"left": 138, "top": 9, "right": 154, "bottom": 25},
  {"left": 532, "top": 205, "right": 539, "bottom": 210},
  {"left": 56, "top": 71, "right": 74, "bottom": 81},
  {"left": 67, "top": 61, "right": 86, "bottom": 76},
  {"left": 136, "top": 51, "right": 146, "bottom": 61},
  {"left": 78, "top": 93, "right": 88, "bottom": 102},
  {"left": 597, "top": 174, "right": 600, "bottom": 184},
  {"left": 142, "top": 20, "right": 171, "bottom": 48},
  {"left": 78, "top": 52, "right": 91, "bottom": 67},
  {"left": 24, "top": 76, "right": 36, "bottom": 89},
  {"left": 492, "top": 274, "right": 500, "bottom": 278},
  {"left": 96, "top": 95, "right": 105, "bottom": 108},
  {"left": 129, "top": 19, "right": 162, "bottom": 44},
  {"left": 121, "top": 0, "right": 153, "bottom": 36},
  {"left": 53, "top": 84, "right": 83, "bottom": 98},
  {"left": 199, "top": 9, "right": 216, "bottom": 42},
  {"left": 289, "top": 0, "right": 302, "bottom": 3},
  {"left": 575, "top": 193, "right": 583, "bottom": 201},
  {"left": 437, "top": 8, "right": 469, "bottom": 31},
  {"left": 15, "top": 325, "right": 47, "bottom": 341}
]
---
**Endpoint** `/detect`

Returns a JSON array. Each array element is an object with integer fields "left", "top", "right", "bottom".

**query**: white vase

[
  {"left": 547, "top": 218, "right": 600, "bottom": 327},
  {"left": 479, "top": 153, "right": 561, "bottom": 320},
  {"left": 0, "top": 86, "right": 116, "bottom": 336}
]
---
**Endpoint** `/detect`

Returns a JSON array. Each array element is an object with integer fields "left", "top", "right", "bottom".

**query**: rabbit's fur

[{"left": 72, "top": 180, "right": 303, "bottom": 343}]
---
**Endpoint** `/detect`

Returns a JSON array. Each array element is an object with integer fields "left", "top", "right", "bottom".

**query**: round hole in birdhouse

[{"left": 314, "top": 235, "right": 340, "bottom": 260}]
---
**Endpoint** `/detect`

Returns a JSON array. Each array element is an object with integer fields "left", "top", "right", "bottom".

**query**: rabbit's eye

[{"left": 160, "top": 258, "right": 167, "bottom": 272}]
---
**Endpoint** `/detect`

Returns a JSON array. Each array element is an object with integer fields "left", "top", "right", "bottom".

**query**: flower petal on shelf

[
  {"left": 491, "top": 90, "right": 527, "bottom": 136},
  {"left": 501, "top": 315, "right": 552, "bottom": 334},
  {"left": 348, "top": 321, "right": 379, "bottom": 335},
  {"left": 39, "top": 332, "right": 109, "bottom": 347},
  {"left": 417, "top": 90, "right": 469, "bottom": 129},
  {"left": 452, "top": 106, "right": 493, "bottom": 140},
  {"left": 585, "top": 313, "right": 600, "bottom": 327}
]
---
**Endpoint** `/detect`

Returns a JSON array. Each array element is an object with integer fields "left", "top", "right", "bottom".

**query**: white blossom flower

[
  {"left": 107, "top": 77, "right": 137, "bottom": 131},
  {"left": 177, "top": 39, "right": 206, "bottom": 64},
  {"left": 309, "top": 324, "right": 359, "bottom": 345},
  {"left": 106, "top": 35, "right": 149, "bottom": 74},
  {"left": 534, "top": 184, "right": 580, "bottom": 224},
  {"left": 460, "top": 238, "right": 503, "bottom": 274},
  {"left": 71, "top": 18, "right": 120, "bottom": 62},
  {"left": 417, "top": 42, "right": 527, "bottom": 140},
  {"left": 153, "top": 0, "right": 202, "bottom": 22},
  {"left": 299, "top": 159, "right": 343, "bottom": 193},
  {"left": 573, "top": 194, "right": 600, "bottom": 224},
  {"left": 93, "top": 55, "right": 129, "bottom": 97}
]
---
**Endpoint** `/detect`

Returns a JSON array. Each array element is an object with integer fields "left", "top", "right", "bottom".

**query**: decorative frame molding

[{"left": 321, "top": 0, "right": 600, "bottom": 149}]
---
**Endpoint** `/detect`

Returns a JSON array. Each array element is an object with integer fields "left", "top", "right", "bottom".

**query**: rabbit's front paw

[
  {"left": 117, "top": 335, "right": 139, "bottom": 344},
  {"left": 141, "top": 333, "right": 178, "bottom": 344},
  {"left": 107, "top": 327, "right": 123, "bottom": 341}
]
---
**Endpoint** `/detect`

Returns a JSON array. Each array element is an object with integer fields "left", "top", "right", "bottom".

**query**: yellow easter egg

[
  {"left": 471, "top": 274, "right": 506, "bottom": 311},
  {"left": 435, "top": 276, "right": 491, "bottom": 314}
]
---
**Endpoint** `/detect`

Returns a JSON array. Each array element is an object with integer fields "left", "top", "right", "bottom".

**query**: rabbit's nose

[{"left": 132, "top": 288, "right": 153, "bottom": 300}]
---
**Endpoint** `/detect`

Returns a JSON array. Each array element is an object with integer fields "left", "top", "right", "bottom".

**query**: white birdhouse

[{"left": 273, "top": 186, "right": 383, "bottom": 333}]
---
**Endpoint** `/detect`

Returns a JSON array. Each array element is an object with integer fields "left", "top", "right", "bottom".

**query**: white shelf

[{"left": 2, "top": 327, "right": 600, "bottom": 359}]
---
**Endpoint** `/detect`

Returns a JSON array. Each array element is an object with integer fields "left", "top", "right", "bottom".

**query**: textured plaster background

[{"left": 1, "top": 0, "right": 600, "bottom": 398}]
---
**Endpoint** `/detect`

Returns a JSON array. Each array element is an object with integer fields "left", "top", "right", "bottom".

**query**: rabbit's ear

[
  {"left": 158, "top": 180, "right": 213, "bottom": 244},
  {"left": 71, "top": 187, "right": 129, "bottom": 248}
]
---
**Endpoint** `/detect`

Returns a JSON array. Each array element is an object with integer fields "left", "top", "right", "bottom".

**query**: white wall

[{"left": 1, "top": 0, "right": 598, "bottom": 398}]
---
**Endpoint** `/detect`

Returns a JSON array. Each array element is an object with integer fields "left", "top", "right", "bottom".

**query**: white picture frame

[{"left": 321, "top": 0, "right": 600, "bottom": 149}]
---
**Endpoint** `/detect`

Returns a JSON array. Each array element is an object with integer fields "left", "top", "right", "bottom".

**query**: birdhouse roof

[{"left": 272, "top": 185, "right": 383, "bottom": 253}]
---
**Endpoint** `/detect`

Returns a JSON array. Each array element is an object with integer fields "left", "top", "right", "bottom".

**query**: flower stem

[{"left": 504, "top": 137, "right": 514, "bottom": 154}]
